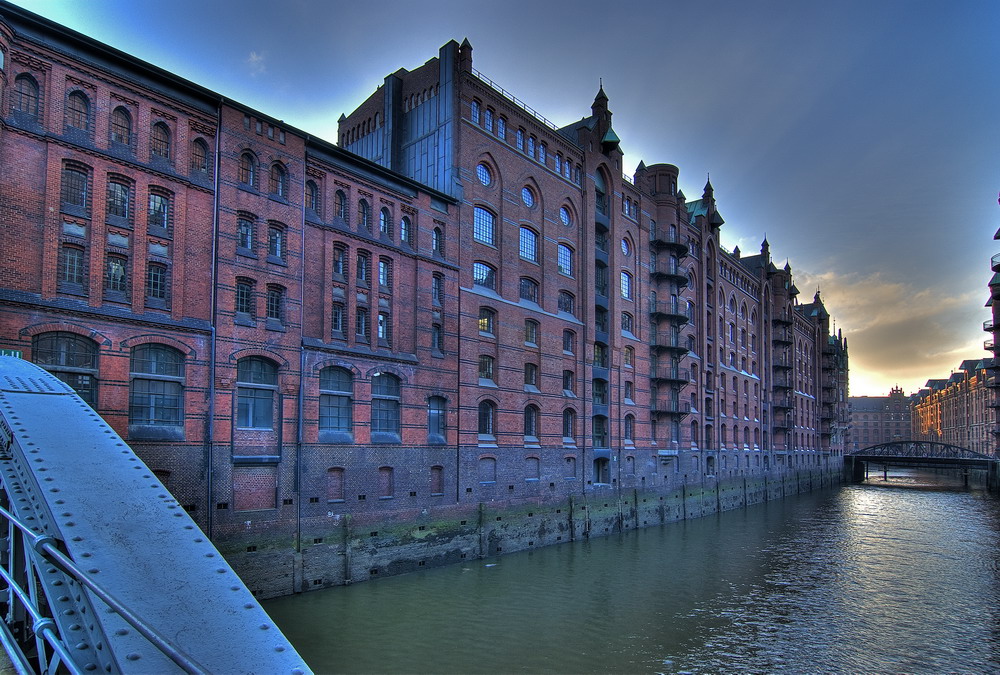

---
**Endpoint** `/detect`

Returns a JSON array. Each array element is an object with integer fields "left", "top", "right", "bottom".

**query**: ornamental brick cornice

[
  {"left": 11, "top": 49, "right": 50, "bottom": 72},
  {"left": 66, "top": 75, "right": 95, "bottom": 90}
]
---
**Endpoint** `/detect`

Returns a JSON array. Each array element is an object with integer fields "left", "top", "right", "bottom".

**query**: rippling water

[{"left": 265, "top": 470, "right": 1000, "bottom": 674}]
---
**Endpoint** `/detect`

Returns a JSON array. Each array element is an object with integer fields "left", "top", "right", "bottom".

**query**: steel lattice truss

[{"left": 848, "top": 441, "right": 992, "bottom": 460}]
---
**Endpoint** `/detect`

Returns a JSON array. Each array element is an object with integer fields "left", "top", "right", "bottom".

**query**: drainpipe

[
  {"left": 295, "top": 142, "right": 309, "bottom": 554},
  {"left": 206, "top": 98, "right": 223, "bottom": 540}
]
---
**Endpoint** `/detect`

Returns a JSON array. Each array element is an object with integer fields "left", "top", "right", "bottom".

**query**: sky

[{"left": 8, "top": 0, "right": 1000, "bottom": 396}]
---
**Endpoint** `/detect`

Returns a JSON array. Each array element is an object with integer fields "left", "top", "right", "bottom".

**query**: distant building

[
  {"left": 848, "top": 386, "right": 910, "bottom": 450},
  {"left": 910, "top": 360, "right": 993, "bottom": 455}
]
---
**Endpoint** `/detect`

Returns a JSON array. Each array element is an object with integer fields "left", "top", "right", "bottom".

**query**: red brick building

[{"left": 0, "top": 6, "right": 847, "bottom": 597}]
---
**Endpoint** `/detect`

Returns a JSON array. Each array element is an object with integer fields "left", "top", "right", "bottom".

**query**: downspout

[
  {"left": 206, "top": 98, "right": 223, "bottom": 540},
  {"left": 295, "top": 138, "right": 309, "bottom": 555}
]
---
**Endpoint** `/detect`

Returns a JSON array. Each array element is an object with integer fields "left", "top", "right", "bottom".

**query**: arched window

[
  {"left": 236, "top": 357, "right": 277, "bottom": 429},
  {"left": 358, "top": 199, "right": 371, "bottom": 230},
  {"left": 269, "top": 163, "right": 287, "bottom": 197},
  {"left": 519, "top": 277, "right": 539, "bottom": 303},
  {"left": 129, "top": 344, "right": 184, "bottom": 427},
  {"left": 268, "top": 222, "right": 287, "bottom": 260},
  {"left": 479, "top": 456, "right": 497, "bottom": 482},
  {"left": 148, "top": 189, "right": 171, "bottom": 234},
  {"left": 335, "top": 190, "right": 347, "bottom": 219},
  {"left": 430, "top": 465, "right": 444, "bottom": 495},
  {"left": 432, "top": 226, "right": 444, "bottom": 255},
  {"left": 523, "top": 405, "right": 540, "bottom": 439},
  {"left": 472, "top": 262, "right": 496, "bottom": 290},
  {"left": 624, "top": 414, "right": 635, "bottom": 442},
  {"left": 66, "top": 91, "right": 89, "bottom": 130},
  {"left": 478, "top": 307, "right": 496, "bottom": 335},
  {"left": 106, "top": 179, "right": 131, "bottom": 219},
  {"left": 473, "top": 206, "right": 495, "bottom": 245},
  {"left": 239, "top": 152, "right": 256, "bottom": 187},
  {"left": 191, "top": 139, "right": 209, "bottom": 173},
  {"left": 562, "top": 408, "right": 576, "bottom": 441},
  {"left": 593, "top": 415, "right": 609, "bottom": 447},
  {"left": 557, "top": 244, "right": 573, "bottom": 276},
  {"left": 33, "top": 332, "right": 99, "bottom": 406},
  {"left": 400, "top": 216, "right": 412, "bottom": 245},
  {"left": 305, "top": 181, "right": 319, "bottom": 213},
  {"left": 519, "top": 226, "right": 538, "bottom": 262},
  {"left": 111, "top": 107, "right": 131, "bottom": 145},
  {"left": 478, "top": 401, "right": 497, "bottom": 437},
  {"left": 371, "top": 373, "right": 401, "bottom": 441},
  {"left": 428, "top": 396, "right": 447, "bottom": 444},
  {"left": 151, "top": 122, "right": 170, "bottom": 159},
  {"left": 319, "top": 366, "right": 353, "bottom": 440},
  {"left": 620, "top": 271, "right": 633, "bottom": 299},
  {"left": 379, "top": 207, "right": 393, "bottom": 237},
  {"left": 557, "top": 291, "right": 575, "bottom": 316},
  {"left": 13, "top": 74, "right": 39, "bottom": 117}
]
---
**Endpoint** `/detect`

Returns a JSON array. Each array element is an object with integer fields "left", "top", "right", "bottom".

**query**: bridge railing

[
  {"left": 0, "top": 357, "right": 311, "bottom": 674},
  {"left": 847, "top": 440, "right": 993, "bottom": 460}
]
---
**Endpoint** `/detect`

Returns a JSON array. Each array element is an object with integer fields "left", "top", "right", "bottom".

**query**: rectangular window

[
  {"left": 378, "top": 259, "right": 392, "bottom": 290},
  {"left": 104, "top": 255, "right": 127, "bottom": 294},
  {"left": 148, "top": 193, "right": 169, "bottom": 232},
  {"left": 59, "top": 246, "right": 85, "bottom": 286},
  {"left": 473, "top": 207, "right": 495, "bottom": 245},
  {"left": 266, "top": 287, "right": 284, "bottom": 322},
  {"left": 356, "top": 307, "right": 370, "bottom": 341},
  {"left": 237, "top": 387, "right": 272, "bottom": 428},
  {"left": 146, "top": 263, "right": 167, "bottom": 300},
  {"left": 331, "top": 303, "right": 344, "bottom": 335},
  {"left": 61, "top": 168, "right": 88, "bottom": 208},
  {"left": 235, "top": 281, "right": 253, "bottom": 316}
]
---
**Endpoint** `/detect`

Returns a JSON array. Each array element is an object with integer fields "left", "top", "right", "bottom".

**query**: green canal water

[{"left": 265, "top": 470, "right": 1000, "bottom": 674}]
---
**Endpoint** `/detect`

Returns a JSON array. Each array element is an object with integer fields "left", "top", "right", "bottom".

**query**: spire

[
  {"left": 591, "top": 82, "right": 609, "bottom": 116},
  {"left": 761, "top": 236, "right": 770, "bottom": 259},
  {"left": 702, "top": 174, "right": 714, "bottom": 202},
  {"left": 459, "top": 38, "right": 473, "bottom": 72},
  {"left": 814, "top": 289, "right": 822, "bottom": 304}
]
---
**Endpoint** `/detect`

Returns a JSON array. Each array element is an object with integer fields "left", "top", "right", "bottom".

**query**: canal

[{"left": 265, "top": 470, "right": 1000, "bottom": 674}]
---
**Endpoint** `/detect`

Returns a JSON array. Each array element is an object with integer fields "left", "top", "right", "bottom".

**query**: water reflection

[{"left": 265, "top": 470, "right": 1000, "bottom": 674}]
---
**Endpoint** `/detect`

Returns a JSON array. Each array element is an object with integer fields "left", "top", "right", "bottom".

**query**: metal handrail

[
  {"left": 471, "top": 68, "right": 559, "bottom": 131},
  {"left": 0, "top": 502, "right": 208, "bottom": 674}
]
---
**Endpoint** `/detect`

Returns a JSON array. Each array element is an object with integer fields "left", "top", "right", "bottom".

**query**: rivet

[
  {"left": 55, "top": 500, "right": 65, "bottom": 505},
  {"left": 83, "top": 663, "right": 96, "bottom": 671},
  {"left": 72, "top": 537, "right": 83, "bottom": 542},
  {"left": 205, "top": 553, "right": 215, "bottom": 558},
  {"left": 259, "top": 624, "right": 270, "bottom": 630},
  {"left": 58, "top": 596, "right": 70, "bottom": 602},
  {"left": 65, "top": 522, "right": 75, "bottom": 527},
  {"left": 275, "top": 646, "right": 285, "bottom": 652},
  {"left": 75, "top": 641, "right": 89, "bottom": 650},
  {"left": 230, "top": 586, "right": 240, "bottom": 591},
  {"left": 69, "top": 624, "right": 81, "bottom": 631},
  {"left": 115, "top": 629, "right": 128, "bottom": 636},
  {"left": 216, "top": 569, "right": 226, "bottom": 574},
  {"left": 125, "top": 653, "right": 140, "bottom": 661},
  {"left": 61, "top": 512, "right": 72, "bottom": 517},
  {"left": 244, "top": 603, "right": 254, "bottom": 609},
  {"left": 194, "top": 538, "right": 203, "bottom": 543},
  {"left": 81, "top": 553, "right": 91, "bottom": 558},
  {"left": 87, "top": 568, "right": 99, "bottom": 574}
]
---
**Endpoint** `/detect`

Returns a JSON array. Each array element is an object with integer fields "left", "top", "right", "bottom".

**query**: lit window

[
  {"left": 478, "top": 307, "right": 496, "bottom": 335},
  {"left": 473, "top": 206, "right": 495, "bottom": 245}
]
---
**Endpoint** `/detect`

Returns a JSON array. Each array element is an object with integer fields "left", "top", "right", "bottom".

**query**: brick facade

[{"left": 0, "top": 5, "right": 848, "bottom": 598}]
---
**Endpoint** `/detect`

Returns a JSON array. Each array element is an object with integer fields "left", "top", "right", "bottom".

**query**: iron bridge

[
  {"left": 845, "top": 440, "right": 999, "bottom": 484},
  {"left": 0, "top": 356, "right": 312, "bottom": 674}
]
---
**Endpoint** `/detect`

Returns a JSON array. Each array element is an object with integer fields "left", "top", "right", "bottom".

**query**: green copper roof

[{"left": 602, "top": 127, "right": 620, "bottom": 144}]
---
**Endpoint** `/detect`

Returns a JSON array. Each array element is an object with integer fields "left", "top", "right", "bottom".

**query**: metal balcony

[
  {"left": 650, "top": 365, "right": 689, "bottom": 383},
  {"left": 649, "top": 228, "right": 689, "bottom": 256},
  {"left": 772, "top": 329, "right": 793, "bottom": 345},
  {"left": 985, "top": 319, "right": 996, "bottom": 332},
  {"left": 650, "top": 331, "right": 689, "bottom": 353},
  {"left": 986, "top": 339, "right": 997, "bottom": 352},
  {"left": 822, "top": 377, "right": 837, "bottom": 390},
  {"left": 773, "top": 376, "right": 793, "bottom": 390},
  {"left": 649, "top": 299, "right": 691, "bottom": 323},
  {"left": 773, "top": 357, "right": 792, "bottom": 370},
  {"left": 772, "top": 396, "right": 794, "bottom": 409},
  {"left": 772, "top": 312, "right": 793, "bottom": 326},
  {"left": 650, "top": 258, "right": 689, "bottom": 287},
  {"left": 651, "top": 398, "right": 691, "bottom": 416},
  {"left": 993, "top": 252, "right": 1000, "bottom": 272}
]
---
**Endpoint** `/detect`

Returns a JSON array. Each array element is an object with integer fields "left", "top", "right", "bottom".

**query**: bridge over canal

[
  {"left": 845, "top": 441, "right": 1000, "bottom": 488},
  {"left": 0, "top": 356, "right": 311, "bottom": 674}
]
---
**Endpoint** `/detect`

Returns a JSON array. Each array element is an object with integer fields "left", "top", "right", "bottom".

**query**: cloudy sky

[{"left": 9, "top": 0, "right": 999, "bottom": 396}]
